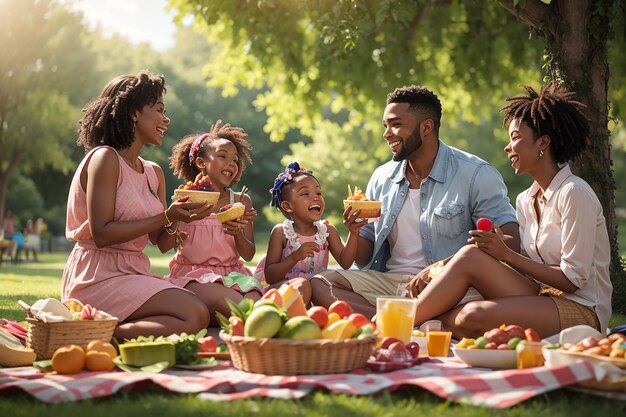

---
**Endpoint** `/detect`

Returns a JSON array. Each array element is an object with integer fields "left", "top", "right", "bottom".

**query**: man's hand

[{"left": 407, "top": 267, "right": 432, "bottom": 297}]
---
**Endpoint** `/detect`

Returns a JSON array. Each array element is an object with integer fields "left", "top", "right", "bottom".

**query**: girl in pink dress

[
  {"left": 166, "top": 121, "right": 262, "bottom": 306},
  {"left": 62, "top": 71, "right": 225, "bottom": 340},
  {"left": 255, "top": 162, "right": 367, "bottom": 304}
]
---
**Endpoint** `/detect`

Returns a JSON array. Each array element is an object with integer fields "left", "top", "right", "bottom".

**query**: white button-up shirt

[{"left": 516, "top": 165, "right": 612, "bottom": 331}]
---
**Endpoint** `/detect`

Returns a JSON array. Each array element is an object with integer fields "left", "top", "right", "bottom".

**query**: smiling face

[
  {"left": 199, "top": 138, "right": 240, "bottom": 189},
  {"left": 280, "top": 175, "right": 325, "bottom": 223},
  {"left": 505, "top": 118, "right": 545, "bottom": 176},
  {"left": 382, "top": 102, "right": 423, "bottom": 161},
  {"left": 134, "top": 96, "right": 169, "bottom": 146}
]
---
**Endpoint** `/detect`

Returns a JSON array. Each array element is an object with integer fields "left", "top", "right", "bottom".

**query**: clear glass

[
  {"left": 376, "top": 296, "right": 418, "bottom": 345},
  {"left": 516, "top": 341, "right": 545, "bottom": 369},
  {"left": 426, "top": 331, "right": 452, "bottom": 357}
]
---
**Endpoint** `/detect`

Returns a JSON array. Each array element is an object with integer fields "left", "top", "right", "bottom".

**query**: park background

[{"left": 1, "top": 0, "right": 626, "bottom": 309}]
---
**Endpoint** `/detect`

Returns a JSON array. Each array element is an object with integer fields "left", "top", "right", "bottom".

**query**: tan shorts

[
  {"left": 334, "top": 270, "right": 416, "bottom": 306},
  {"left": 539, "top": 287, "right": 600, "bottom": 331}
]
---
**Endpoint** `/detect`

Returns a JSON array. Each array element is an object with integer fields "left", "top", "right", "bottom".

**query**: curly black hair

[
  {"left": 76, "top": 70, "right": 166, "bottom": 152},
  {"left": 501, "top": 83, "right": 589, "bottom": 164},
  {"left": 386, "top": 85, "right": 442, "bottom": 134},
  {"left": 170, "top": 120, "right": 253, "bottom": 184}
]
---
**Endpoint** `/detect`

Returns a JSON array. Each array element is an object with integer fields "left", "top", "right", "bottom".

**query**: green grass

[{"left": 1, "top": 249, "right": 624, "bottom": 413}]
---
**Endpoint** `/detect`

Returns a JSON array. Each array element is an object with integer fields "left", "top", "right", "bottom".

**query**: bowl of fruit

[
  {"left": 452, "top": 324, "right": 542, "bottom": 369},
  {"left": 173, "top": 174, "right": 220, "bottom": 204},
  {"left": 343, "top": 185, "right": 382, "bottom": 219}
]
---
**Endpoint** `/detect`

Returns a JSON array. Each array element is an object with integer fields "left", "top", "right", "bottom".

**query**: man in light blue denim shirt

[{"left": 311, "top": 85, "right": 519, "bottom": 318}]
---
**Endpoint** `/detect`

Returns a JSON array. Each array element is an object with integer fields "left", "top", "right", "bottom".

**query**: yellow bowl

[
  {"left": 343, "top": 200, "right": 382, "bottom": 218},
  {"left": 173, "top": 189, "right": 220, "bottom": 204},
  {"left": 216, "top": 202, "right": 246, "bottom": 223}
]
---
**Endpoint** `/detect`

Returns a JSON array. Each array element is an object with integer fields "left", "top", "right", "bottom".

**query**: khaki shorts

[
  {"left": 334, "top": 270, "right": 416, "bottom": 306},
  {"left": 539, "top": 287, "right": 600, "bottom": 331}
]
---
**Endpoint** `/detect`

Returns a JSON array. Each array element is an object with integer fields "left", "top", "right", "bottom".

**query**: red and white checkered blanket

[{"left": 0, "top": 358, "right": 607, "bottom": 407}]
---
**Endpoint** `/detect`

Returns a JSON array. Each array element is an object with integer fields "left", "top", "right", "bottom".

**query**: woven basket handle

[{"left": 17, "top": 300, "right": 31, "bottom": 312}]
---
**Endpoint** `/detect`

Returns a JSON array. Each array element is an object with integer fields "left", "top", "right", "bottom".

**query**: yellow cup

[
  {"left": 375, "top": 297, "right": 417, "bottom": 345},
  {"left": 426, "top": 330, "right": 452, "bottom": 357}
]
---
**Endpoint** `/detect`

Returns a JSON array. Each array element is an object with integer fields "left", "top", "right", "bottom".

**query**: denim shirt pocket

[{"left": 433, "top": 204, "right": 466, "bottom": 240}]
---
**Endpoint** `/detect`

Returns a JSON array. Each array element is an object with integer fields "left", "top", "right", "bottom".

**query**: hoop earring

[{"left": 539, "top": 150, "right": 544, "bottom": 158}]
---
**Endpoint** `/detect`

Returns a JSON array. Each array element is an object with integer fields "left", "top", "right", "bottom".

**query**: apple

[
  {"left": 504, "top": 324, "right": 526, "bottom": 340},
  {"left": 484, "top": 342, "right": 497, "bottom": 350},
  {"left": 381, "top": 337, "right": 404, "bottom": 350},
  {"left": 405, "top": 341, "right": 420, "bottom": 358},
  {"left": 347, "top": 313, "right": 371, "bottom": 329},
  {"left": 524, "top": 327, "right": 541, "bottom": 342},
  {"left": 476, "top": 218, "right": 493, "bottom": 232},
  {"left": 198, "top": 336, "right": 218, "bottom": 353},
  {"left": 307, "top": 306, "right": 329, "bottom": 329},
  {"left": 328, "top": 300, "right": 353, "bottom": 319}
]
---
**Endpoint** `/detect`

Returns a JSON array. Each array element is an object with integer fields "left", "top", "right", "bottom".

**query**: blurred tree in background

[{"left": 2, "top": 0, "right": 626, "bottom": 308}]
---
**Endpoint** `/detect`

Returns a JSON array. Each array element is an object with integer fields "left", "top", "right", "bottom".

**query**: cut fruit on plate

[
  {"left": 451, "top": 348, "right": 517, "bottom": 369},
  {"left": 197, "top": 351, "right": 231, "bottom": 360},
  {"left": 549, "top": 349, "right": 626, "bottom": 370},
  {"left": 366, "top": 357, "right": 423, "bottom": 372},
  {"left": 174, "top": 357, "right": 219, "bottom": 370},
  {"left": 113, "top": 356, "right": 170, "bottom": 373}
]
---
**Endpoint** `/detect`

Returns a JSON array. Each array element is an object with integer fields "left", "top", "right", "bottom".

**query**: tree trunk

[{"left": 499, "top": 0, "right": 624, "bottom": 312}]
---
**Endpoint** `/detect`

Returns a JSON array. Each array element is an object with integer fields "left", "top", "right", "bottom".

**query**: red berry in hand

[{"left": 476, "top": 218, "right": 493, "bottom": 232}]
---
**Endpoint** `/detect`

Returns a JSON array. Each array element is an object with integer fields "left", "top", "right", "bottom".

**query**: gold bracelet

[{"left": 164, "top": 210, "right": 173, "bottom": 229}]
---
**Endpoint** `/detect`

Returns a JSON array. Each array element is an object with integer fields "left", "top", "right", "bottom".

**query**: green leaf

[
  {"left": 225, "top": 298, "right": 245, "bottom": 321},
  {"left": 215, "top": 311, "right": 231, "bottom": 332}
]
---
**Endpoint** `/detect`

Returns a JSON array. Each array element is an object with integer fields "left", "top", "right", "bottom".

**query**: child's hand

[
  {"left": 222, "top": 217, "right": 247, "bottom": 235},
  {"left": 294, "top": 242, "right": 320, "bottom": 261},
  {"left": 342, "top": 206, "right": 369, "bottom": 234},
  {"left": 243, "top": 208, "right": 257, "bottom": 222}
]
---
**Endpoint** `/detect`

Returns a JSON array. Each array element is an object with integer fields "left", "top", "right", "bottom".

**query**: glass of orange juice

[
  {"left": 376, "top": 297, "right": 417, "bottom": 345},
  {"left": 426, "top": 330, "right": 452, "bottom": 357}
]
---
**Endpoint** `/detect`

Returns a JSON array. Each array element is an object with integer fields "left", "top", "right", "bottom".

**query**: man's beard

[{"left": 392, "top": 127, "right": 423, "bottom": 161}]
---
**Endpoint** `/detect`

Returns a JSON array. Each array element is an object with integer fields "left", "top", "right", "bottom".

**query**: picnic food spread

[
  {"left": 216, "top": 202, "right": 246, "bottom": 223},
  {"left": 343, "top": 185, "right": 382, "bottom": 219},
  {"left": 173, "top": 174, "right": 220, "bottom": 203}
]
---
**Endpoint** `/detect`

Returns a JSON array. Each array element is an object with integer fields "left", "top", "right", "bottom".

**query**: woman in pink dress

[
  {"left": 62, "top": 71, "right": 222, "bottom": 340},
  {"left": 166, "top": 122, "right": 263, "bottom": 308}
]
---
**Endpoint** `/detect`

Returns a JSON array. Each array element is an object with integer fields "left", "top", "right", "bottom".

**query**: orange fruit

[
  {"left": 86, "top": 340, "right": 117, "bottom": 359},
  {"left": 85, "top": 350, "right": 115, "bottom": 371},
  {"left": 51, "top": 344, "right": 85, "bottom": 374}
]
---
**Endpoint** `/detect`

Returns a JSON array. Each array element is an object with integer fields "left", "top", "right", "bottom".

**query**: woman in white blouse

[{"left": 411, "top": 83, "right": 612, "bottom": 338}]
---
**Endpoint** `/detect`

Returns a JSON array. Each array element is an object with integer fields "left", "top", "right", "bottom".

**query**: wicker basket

[
  {"left": 26, "top": 317, "right": 118, "bottom": 360},
  {"left": 221, "top": 331, "right": 377, "bottom": 375}
]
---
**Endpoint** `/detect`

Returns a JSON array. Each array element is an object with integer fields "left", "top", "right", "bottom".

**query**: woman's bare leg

[
  {"left": 115, "top": 289, "right": 209, "bottom": 340},
  {"left": 438, "top": 296, "right": 561, "bottom": 339},
  {"left": 415, "top": 245, "right": 539, "bottom": 325},
  {"left": 184, "top": 282, "right": 249, "bottom": 326}
]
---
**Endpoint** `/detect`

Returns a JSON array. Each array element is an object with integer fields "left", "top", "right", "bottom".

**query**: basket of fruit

[
  {"left": 19, "top": 298, "right": 118, "bottom": 360},
  {"left": 217, "top": 284, "right": 378, "bottom": 375},
  {"left": 343, "top": 185, "right": 382, "bottom": 219}
]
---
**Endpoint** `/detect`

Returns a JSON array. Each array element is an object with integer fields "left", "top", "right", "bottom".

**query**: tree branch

[{"left": 497, "top": 0, "right": 552, "bottom": 31}]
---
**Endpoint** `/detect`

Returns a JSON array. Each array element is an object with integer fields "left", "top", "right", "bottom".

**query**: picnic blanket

[{"left": 0, "top": 357, "right": 610, "bottom": 408}]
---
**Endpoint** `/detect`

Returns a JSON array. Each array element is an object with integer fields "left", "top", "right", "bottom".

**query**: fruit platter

[
  {"left": 546, "top": 332, "right": 626, "bottom": 370},
  {"left": 452, "top": 324, "right": 542, "bottom": 369},
  {"left": 343, "top": 185, "right": 382, "bottom": 219},
  {"left": 216, "top": 283, "right": 378, "bottom": 375},
  {"left": 173, "top": 174, "right": 220, "bottom": 204}
]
